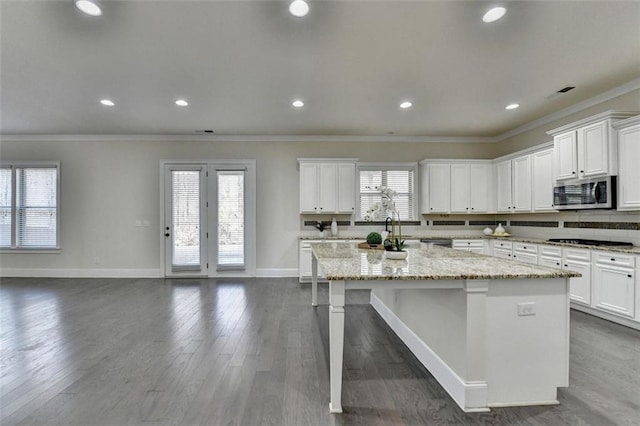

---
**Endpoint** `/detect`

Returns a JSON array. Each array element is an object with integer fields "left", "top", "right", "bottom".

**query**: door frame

[{"left": 160, "top": 159, "right": 256, "bottom": 278}]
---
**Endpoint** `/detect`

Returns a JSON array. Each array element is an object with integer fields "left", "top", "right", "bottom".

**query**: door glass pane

[
  {"left": 0, "top": 168, "right": 11, "bottom": 247},
  {"left": 172, "top": 170, "right": 200, "bottom": 269},
  {"left": 218, "top": 171, "right": 244, "bottom": 267}
]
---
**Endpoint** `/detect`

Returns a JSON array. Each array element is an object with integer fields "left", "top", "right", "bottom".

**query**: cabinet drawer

[
  {"left": 539, "top": 245, "right": 562, "bottom": 258},
  {"left": 493, "top": 240, "right": 512, "bottom": 250},
  {"left": 453, "top": 239, "right": 485, "bottom": 249},
  {"left": 514, "top": 242, "right": 538, "bottom": 254},
  {"left": 593, "top": 251, "right": 635, "bottom": 268},
  {"left": 513, "top": 252, "right": 538, "bottom": 265},
  {"left": 564, "top": 248, "right": 590, "bottom": 262},
  {"left": 493, "top": 247, "right": 512, "bottom": 259}
]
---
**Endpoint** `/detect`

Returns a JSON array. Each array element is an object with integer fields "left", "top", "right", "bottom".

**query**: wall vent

[{"left": 556, "top": 86, "right": 575, "bottom": 93}]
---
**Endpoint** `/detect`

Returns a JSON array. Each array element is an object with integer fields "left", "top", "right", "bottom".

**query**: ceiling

[{"left": 1, "top": 0, "right": 639, "bottom": 140}]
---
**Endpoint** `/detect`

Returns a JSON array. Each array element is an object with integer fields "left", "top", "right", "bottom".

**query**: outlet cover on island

[{"left": 517, "top": 302, "right": 536, "bottom": 316}]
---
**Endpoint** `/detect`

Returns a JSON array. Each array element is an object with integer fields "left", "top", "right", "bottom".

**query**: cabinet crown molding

[
  {"left": 612, "top": 115, "right": 640, "bottom": 129},
  {"left": 547, "top": 110, "right": 639, "bottom": 136}
]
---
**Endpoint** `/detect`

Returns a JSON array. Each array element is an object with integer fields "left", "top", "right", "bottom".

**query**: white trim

[
  {"left": 255, "top": 268, "right": 299, "bottom": 278},
  {"left": 0, "top": 268, "right": 162, "bottom": 278},
  {"left": 497, "top": 78, "right": 640, "bottom": 141},
  {"left": 493, "top": 140, "right": 555, "bottom": 163},
  {"left": 370, "top": 292, "right": 490, "bottom": 413},
  {"left": 546, "top": 110, "right": 639, "bottom": 136},
  {"left": 0, "top": 134, "right": 494, "bottom": 143},
  {"left": 570, "top": 304, "right": 639, "bottom": 331}
]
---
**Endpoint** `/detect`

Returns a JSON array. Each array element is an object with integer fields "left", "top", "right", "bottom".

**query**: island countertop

[{"left": 310, "top": 242, "right": 581, "bottom": 281}]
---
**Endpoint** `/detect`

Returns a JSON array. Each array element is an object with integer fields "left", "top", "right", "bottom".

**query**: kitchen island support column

[{"left": 328, "top": 279, "right": 345, "bottom": 413}]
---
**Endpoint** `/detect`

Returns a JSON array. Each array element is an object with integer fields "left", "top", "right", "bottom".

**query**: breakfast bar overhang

[{"left": 310, "top": 242, "right": 580, "bottom": 413}]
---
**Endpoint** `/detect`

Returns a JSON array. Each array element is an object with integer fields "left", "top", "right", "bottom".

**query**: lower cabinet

[
  {"left": 512, "top": 242, "right": 538, "bottom": 265},
  {"left": 563, "top": 248, "right": 592, "bottom": 306},
  {"left": 591, "top": 252, "right": 636, "bottom": 318},
  {"left": 299, "top": 240, "right": 326, "bottom": 282},
  {"left": 452, "top": 239, "right": 486, "bottom": 254}
]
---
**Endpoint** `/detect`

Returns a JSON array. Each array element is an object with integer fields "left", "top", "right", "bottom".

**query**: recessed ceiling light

[
  {"left": 292, "top": 100, "right": 305, "bottom": 108},
  {"left": 175, "top": 99, "right": 189, "bottom": 107},
  {"left": 75, "top": 0, "right": 102, "bottom": 17},
  {"left": 400, "top": 101, "right": 413, "bottom": 109},
  {"left": 483, "top": 6, "right": 506, "bottom": 23},
  {"left": 289, "top": 0, "right": 309, "bottom": 17},
  {"left": 505, "top": 103, "right": 520, "bottom": 110},
  {"left": 100, "top": 99, "right": 114, "bottom": 106}
]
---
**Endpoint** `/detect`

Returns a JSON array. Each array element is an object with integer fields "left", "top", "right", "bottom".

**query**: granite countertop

[
  {"left": 310, "top": 242, "right": 581, "bottom": 281},
  {"left": 301, "top": 234, "right": 640, "bottom": 255}
]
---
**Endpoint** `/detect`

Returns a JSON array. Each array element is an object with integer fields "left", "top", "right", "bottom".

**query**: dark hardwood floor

[{"left": 1, "top": 277, "right": 638, "bottom": 425}]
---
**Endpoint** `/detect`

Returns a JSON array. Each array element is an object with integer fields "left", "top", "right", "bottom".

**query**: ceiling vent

[
  {"left": 195, "top": 129, "right": 215, "bottom": 134},
  {"left": 546, "top": 86, "right": 576, "bottom": 99}
]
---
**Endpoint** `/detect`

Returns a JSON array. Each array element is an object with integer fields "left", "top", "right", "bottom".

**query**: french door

[{"left": 162, "top": 161, "right": 255, "bottom": 277}]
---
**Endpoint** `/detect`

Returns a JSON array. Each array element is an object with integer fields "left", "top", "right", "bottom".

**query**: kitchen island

[{"left": 310, "top": 242, "right": 580, "bottom": 413}]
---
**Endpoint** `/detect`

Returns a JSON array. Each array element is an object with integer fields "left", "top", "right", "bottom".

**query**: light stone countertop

[
  {"left": 310, "top": 242, "right": 581, "bottom": 281},
  {"left": 300, "top": 234, "right": 640, "bottom": 255}
]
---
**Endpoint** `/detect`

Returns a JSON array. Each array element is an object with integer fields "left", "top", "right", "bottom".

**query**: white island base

[{"left": 311, "top": 243, "right": 574, "bottom": 414}]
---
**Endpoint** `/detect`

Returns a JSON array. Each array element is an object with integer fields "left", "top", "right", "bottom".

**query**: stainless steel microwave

[{"left": 553, "top": 176, "right": 616, "bottom": 210}]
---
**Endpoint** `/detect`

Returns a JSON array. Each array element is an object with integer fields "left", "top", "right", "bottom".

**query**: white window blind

[
  {"left": 217, "top": 171, "right": 245, "bottom": 268},
  {"left": 171, "top": 170, "right": 201, "bottom": 268},
  {"left": 0, "top": 164, "right": 59, "bottom": 250},
  {"left": 358, "top": 166, "right": 415, "bottom": 220},
  {"left": 0, "top": 168, "right": 12, "bottom": 247}
]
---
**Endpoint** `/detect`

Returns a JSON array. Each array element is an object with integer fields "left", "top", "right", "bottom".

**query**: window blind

[
  {"left": 0, "top": 168, "right": 11, "bottom": 247},
  {"left": 358, "top": 167, "right": 415, "bottom": 220},
  {"left": 171, "top": 170, "right": 200, "bottom": 268},
  {"left": 217, "top": 171, "right": 245, "bottom": 268},
  {"left": 16, "top": 167, "right": 57, "bottom": 248}
]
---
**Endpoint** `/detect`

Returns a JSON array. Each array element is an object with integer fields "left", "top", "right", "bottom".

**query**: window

[
  {"left": 0, "top": 162, "right": 59, "bottom": 250},
  {"left": 357, "top": 163, "right": 417, "bottom": 221},
  {"left": 217, "top": 170, "right": 245, "bottom": 268}
]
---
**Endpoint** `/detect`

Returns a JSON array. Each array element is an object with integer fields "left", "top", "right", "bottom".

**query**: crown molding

[
  {"left": 495, "top": 77, "right": 640, "bottom": 142},
  {"left": 0, "top": 133, "right": 495, "bottom": 143}
]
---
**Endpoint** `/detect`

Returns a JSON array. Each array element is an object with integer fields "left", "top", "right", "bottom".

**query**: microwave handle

[{"left": 592, "top": 182, "right": 601, "bottom": 202}]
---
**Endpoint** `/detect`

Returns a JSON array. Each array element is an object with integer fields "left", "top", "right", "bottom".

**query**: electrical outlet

[{"left": 517, "top": 302, "right": 536, "bottom": 316}]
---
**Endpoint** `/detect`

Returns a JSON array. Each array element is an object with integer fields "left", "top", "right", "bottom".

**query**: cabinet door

[
  {"left": 427, "top": 164, "right": 451, "bottom": 213},
  {"left": 493, "top": 248, "right": 512, "bottom": 260},
  {"left": 318, "top": 164, "right": 337, "bottom": 213},
  {"left": 532, "top": 148, "right": 555, "bottom": 212},
  {"left": 539, "top": 256, "right": 562, "bottom": 269},
  {"left": 495, "top": 160, "right": 512, "bottom": 212},
  {"left": 512, "top": 155, "right": 532, "bottom": 212},
  {"left": 592, "top": 264, "right": 635, "bottom": 318},
  {"left": 564, "top": 259, "right": 591, "bottom": 305},
  {"left": 300, "top": 245, "right": 313, "bottom": 279},
  {"left": 337, "top": 163, "right": 356, "bottom": 213},
  {"left": 450, "top": 164, "right": 470, "bottom": 213},
  {"left": 554, "top": 131, "right": 578, "bottom": 180},
  {"left": 579, "top": 121, "right": 609, "bottom": 178},
  {"left": 469, "top": 163, "right": 490, "bottom": 213},
  {"left": 300, "top": 163, "right": 318, "bottom": 213},
  {"left": 617, "top": 123, "right": 640, "bottom": 210}
]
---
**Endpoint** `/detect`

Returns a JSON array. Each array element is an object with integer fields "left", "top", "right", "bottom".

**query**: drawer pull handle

[
  {"left": 610, "top": 258, "right": 615, "bottom": 261},
  {"left": 628, "top": 274, "right": 633, "bottom": 278}
]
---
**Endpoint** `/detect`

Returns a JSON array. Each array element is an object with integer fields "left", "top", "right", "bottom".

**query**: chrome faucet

[{"left": 385, "top": 217, "right": 392, "bottom": 232}]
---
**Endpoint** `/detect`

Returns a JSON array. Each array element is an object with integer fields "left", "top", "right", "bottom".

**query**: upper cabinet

[
  {"left": 420, "top": 160, "right": 492, "bottom": 214},
  {"left": 298, "top": 159, "right": 357, "bottom": 214},
  {"left": 614, "top": 116, "right": 640, "bottom": 211},
  {"left": 548, "top": 111, "right": 638, "bottom": 181},
  {"left": 495, "top": 155, "right": 532, "bottom": 213},
  {"left": 531, "top": 147, "right": 555, "bottom": 212}
]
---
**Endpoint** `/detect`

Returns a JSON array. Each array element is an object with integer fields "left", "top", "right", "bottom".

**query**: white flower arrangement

[{"left": 364, "top": 186, "right": 405, "bottom": 251}]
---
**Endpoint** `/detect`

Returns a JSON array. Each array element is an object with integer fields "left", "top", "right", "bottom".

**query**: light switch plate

[{"left": 517, "top": 302, "right": 536, "bottom": 316}]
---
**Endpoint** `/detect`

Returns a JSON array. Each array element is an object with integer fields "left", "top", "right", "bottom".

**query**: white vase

[{"left": 331, "top": 218, "right": 338, "bottom": 236}]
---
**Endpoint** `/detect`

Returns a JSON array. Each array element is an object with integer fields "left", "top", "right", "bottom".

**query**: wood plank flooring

[{"left": 1, "top": 277, "right": 639, "bottom": 425}]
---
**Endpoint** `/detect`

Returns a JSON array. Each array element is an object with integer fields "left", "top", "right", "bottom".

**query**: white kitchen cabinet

[
  {"left": 512, "top": 242, "right": 538, "bottom": 265},
  {"left": 548, "top": 111, "right": 638, "bottom": 181},
  {"left": 452, "top": 239, "right": 486, "bottom": 254},
  {"left": 495, "top": 155, "right": 531, "bottom": 213},
  {"left": 451, "top": 163, "right": 491, "bottom": 213},
  {"left": 539, "top": 245, "right": 562, "bottom": 269},
  {"left": 614, "top": 117, "right": 640, "bottom": 211},
  {"left": 425, "top": 163, "right": 450, "bottom": 213},
  {"left": 592, "top": 252, "right": 635, "bottom": 318},
  {"left": 491, "top": 239, "right": 513, "bottom": 260},
  {"left": 563, "top": 248, "right": 591, "bottom": 306},
  {"left": 298, "top": 159, "right": 357, "bottom": 214},
  {"left": 532, "top": 148, "right": 555, "bottom": 212}
]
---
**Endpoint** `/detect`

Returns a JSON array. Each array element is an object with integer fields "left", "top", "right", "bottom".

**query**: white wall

[{"left": 0, "top": 138, "right": 495, "bottom": 276}]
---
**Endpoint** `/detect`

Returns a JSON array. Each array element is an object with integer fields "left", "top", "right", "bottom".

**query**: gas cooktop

[{"left": 547, "top": 238, "right": 633, "bottom": 247}]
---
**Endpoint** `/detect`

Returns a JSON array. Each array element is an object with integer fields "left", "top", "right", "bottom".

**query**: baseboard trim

[
  {"left": 570, "top": 304, "right": 640, "bottom": 331},
  {"left": 255, "top": 268, "right": 299, "bottom": 278},
  {"left": 370, "top": 292, "right": 489, "bottom": 413},
  {"left": 0, "top": 268, "right": 162, "bottom": 278}
]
